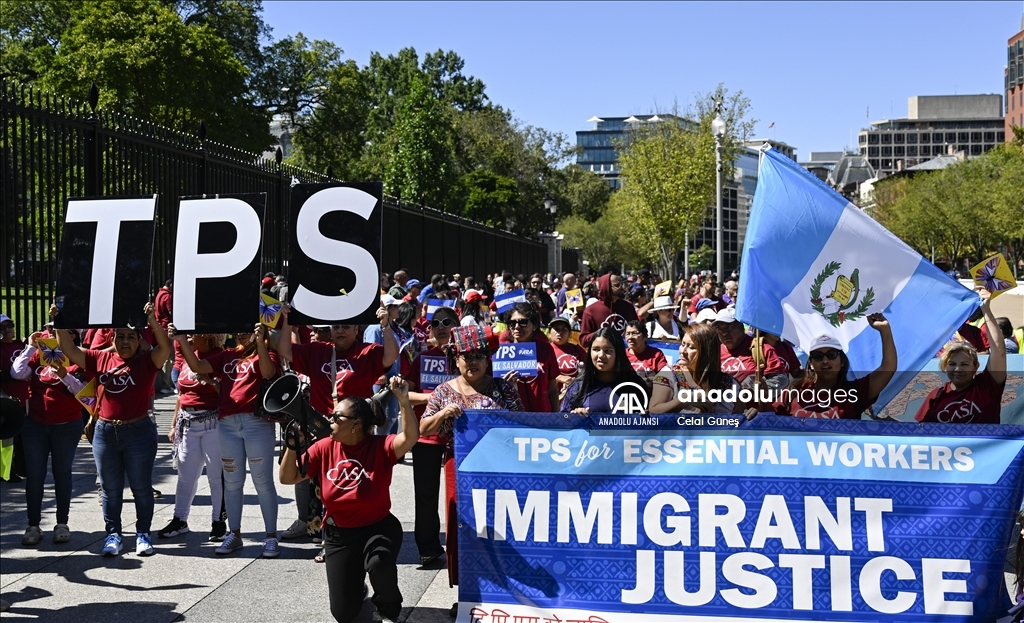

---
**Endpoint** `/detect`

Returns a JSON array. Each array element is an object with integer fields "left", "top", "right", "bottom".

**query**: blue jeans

[
  {"left": 93, "top": 417, "right": 158, "bottom": 535},
  {"left": 22, "top": 416, "right": 84, "bottom": 526},
  {"left": 218, "top": 413, "right": 278, "bottom": 534},
  {"left": 170, "top": 367, "right": 181, "bottom": 388}
]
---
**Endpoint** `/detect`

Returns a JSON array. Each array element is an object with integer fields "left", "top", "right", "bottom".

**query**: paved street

[{"left": 0, "top": 395, "right": 457, "bottom": 623}]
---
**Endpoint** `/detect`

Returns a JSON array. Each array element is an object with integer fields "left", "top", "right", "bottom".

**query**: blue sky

[{"left": 261, "top": 1, "right": 1022, "bottom": 159}]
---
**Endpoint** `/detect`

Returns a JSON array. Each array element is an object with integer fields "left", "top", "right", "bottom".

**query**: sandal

[
  {"left": 314, "top": 547, "right": 325, "bottom": 563},
  {"left": 22, "top": 526, "right": 43, "bottom": 547}
]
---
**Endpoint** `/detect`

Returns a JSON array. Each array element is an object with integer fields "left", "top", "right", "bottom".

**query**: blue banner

[
  {"left": 492, "top": 343, "right": 538, "bottom": 377},
  {"left": 648, "top": 339, "right": 679, "bottom": 367},
  {"left": 420, "top": 355, "right": 454, "bottom": 391},
  {"left": 455, "top": 412, "right": 1024, "bottom": 622}
]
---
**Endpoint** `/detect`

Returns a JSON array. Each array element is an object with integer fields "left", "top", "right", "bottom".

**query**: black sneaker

[
  {"left": 157, "top": 516, "right": 189, "bottom": 538},
  {"left": 209, "top": 520, "right": 227, "bottom": 542}
]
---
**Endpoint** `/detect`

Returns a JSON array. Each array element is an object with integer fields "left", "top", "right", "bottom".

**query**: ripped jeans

[{"left": 218, "top": 413, "right": 278, "bottom": 534}]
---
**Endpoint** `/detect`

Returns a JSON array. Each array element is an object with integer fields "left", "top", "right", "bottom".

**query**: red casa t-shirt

[
  {"left": 507, "top": 340, "right": 558, "bottom": 413},
  {"left": 404, "top": 346, "right": 449, "bottom": 445},
  {"left": 207, "top": 348, "right": 280, "bottom": 417},
  {"left": 306, "top": 434, "right": 397, "bottom": 528},
  {"left": 85, "top": 349, "right": 159, "bottom": 420},
  {"left": 775, "top": 376, "right": 873, "bottom": 420},
  {"left": 627, "top": 345, "right": 669, "bottom": 387},
  {"left": 291, "top": 341, "right": 384, "bottom": 415},
  {"left": 551, "top": 342, "right": 586, "bottom": 378},
  {"left": 177, "top": 348, "right": 223, "bottom": 410},
  {"left": 26, "top": 352, "right": 88, "bottom": 424},
  {"left": 1, "top": 340, "right": 30, "bottom": 404},
  {"left": 720, "top": 335, "right": 791, "bottom": 384},
  {"left": 914, "top": 369, "right": 1005, "bottom": 424}
]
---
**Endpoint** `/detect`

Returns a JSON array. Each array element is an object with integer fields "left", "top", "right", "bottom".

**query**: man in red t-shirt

[
  {"left": 547, "top": 318, "right": 586, "bottom": 395},
  {"left": 624, "top": 321, "right": 668, "bottom": 392},
  {"left": 579, "top": 273, "right": 638, "bottom": 347},
  {"left": 712, "top": 308, "right": 790, "bottom": 389},
  {"left": 277, "top": 306, "right": 398, "bottom": 416}
]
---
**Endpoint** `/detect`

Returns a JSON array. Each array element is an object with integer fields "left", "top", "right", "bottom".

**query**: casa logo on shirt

[
  {"left": 99, "top": 369, "right": 135, "bottom": 393},
  {"left": 35, "top": 365, "right": 62, "bottom": 386},
  {"left": 556, "top": 354, "right": 580, "bottom": 374},
  {"left": 721, "top": 356, "right": 745, "bottom": 375},
  {"left": 601, "top": 314, "right": 628, "bottom": 333},
  {"left": 793, "top": 405, "right": 842, "bottom": 419},
  {"left": 936, "top": 399, "right": 981, "bottom": 424},
  {"left": 321, "top": 359, "right": 353, "bottom": 382},
  {"left": 325, "top": 458, "right": 369, "bottom": 491},
  {"left": 223, "top": 357, "right": 255, "bottom": 382},
  {"left": 179, "top": 365, "right": 201, "bottom": 388}
]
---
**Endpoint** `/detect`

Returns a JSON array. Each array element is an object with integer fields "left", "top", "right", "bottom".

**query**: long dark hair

[
  {"left": 505, "top": 301, "right": 540, "bottom": 329},
  {"left": 460, "top": 298, "right": 485, "bottom": 324},
  {"left": 396, "top": 301, "right": 418, "bottom": 332},
  {"left": 567, "top": 327, "right": 646, "bottom": 411},
  {"left": 683, "top": 324, "right": 723, "bottom": 392}
]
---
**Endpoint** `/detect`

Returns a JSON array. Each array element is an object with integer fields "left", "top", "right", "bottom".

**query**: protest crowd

[{"left": 0, "top": 265, "right": 1021, "bottom": 622}]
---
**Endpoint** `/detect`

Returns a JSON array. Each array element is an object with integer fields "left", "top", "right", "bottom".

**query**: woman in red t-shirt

[
  {"left": 776, "top": 314, "right": 896, "bottom": 420},
  {"left": 624, "top": 320, "right": 668, "bottom": 393},
  {"left": 280, "top": 376, "right": 419, "bottom": 623},
  {"left": 916, "top": 289, "right": 1007, "bottom": 424},
  {"left": 547, "top": 317, "right": 586, "bottom": 400},
  {"left": 174, "top": 323, "right": 281, "bottom": 557},
  {"left": 404, "top": 305, "right": 458, "bottom": 565},
  {"left": 55, "top": 302, "right": 172, "bottom": 558},
  {"left": 157, "top": 333, "right": 225, "bottom": 541},
  {"left": 502, "top": 302, "right": 558, "bottom": 412},
  {"left": 11, "top": 328, "right": 90, "bottom": 546}
]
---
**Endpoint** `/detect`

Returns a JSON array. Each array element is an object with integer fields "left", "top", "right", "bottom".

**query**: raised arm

[
  {"left": 170, "top": 325, "right": 214, "bottom": 375},
  {"left": 278, "top": 447, "right": 309, "bottom": 485},
  {"left": 391, "top": 376, "right": 420, "bottom": 457},
  {"left": 145, "top": 302, "right": 173, "bottom": 369},
  {"left": 275, "top": 305, "right": 294, "bottom": 362},
  {"left": 378, "top": 306, "right": 398, "bottom": 369},
  {"left": 978, "top": 289, "right": 1005, "bottom": 386},
  {"left": 866, "top": 313, "right": 897, "bottom": 402},
  {"left": 51, "top": 302, "right": 87, "bottom": 369},
  {"left": 255, "top": 324, "right": 276, "bottom": 379}
]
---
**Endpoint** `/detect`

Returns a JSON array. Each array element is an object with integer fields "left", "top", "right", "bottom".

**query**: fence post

[
  {"left": 198, "top": 120, "right": 208, "bottom": 194},
  {"left": 84, "top": 82, "right": 101, "bottom": 196},
  {"left": 276, "top": 147, "right": 286, "bottom": 272}
]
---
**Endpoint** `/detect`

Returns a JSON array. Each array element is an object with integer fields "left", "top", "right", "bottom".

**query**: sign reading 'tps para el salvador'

[{"left": 54, "top": 183, "right": 383, "bottom": 332}]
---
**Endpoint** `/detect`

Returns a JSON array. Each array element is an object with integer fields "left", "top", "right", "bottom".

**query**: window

[
  {"left": 868, "top": 134, "right": 879, "bottom": 144},
  {"left": 919, "top": 133, "right": 930, "bottom": 144},
  {"left": 970, "top": 132, "right": 982, "bottom": 142},
  {"left": 882, "top": 159, "right": 893, "bottom": 169},
  {"left": 894, "top": 146, "right": 905, "bottom": 156},
  {"left": 906, "top": 133, "right": 917, "bottom": 144},
  {"left": 957, "top": 132, "right": 969, "bottom": 142},
  {"left": 934, "top": 133, "right": 945, "bottom": 143},
  {"left": 984, "top": 131, "right": 995, "bottom": 142},
  {"left": 998, "top": 132, "right": 1005, "bottom": 141},
  {"left": 983, "top": 144, "right": 995, "bottom": 152},
  {"left": 859, "top": 134, "right": 866, "bottom": 144},
  {"left": 894, "top": 133, "right": 905, "bottom": 144},
  {"left": 859, "top": 147, "right": 866, "bottom": 156},
  {"left": 881, "top": 146, "right": 892, "bottom": 156},
  {"left": 945, "top": 132, "right": 956, "bottom": 143},
  {"left": 868, "top": 146, "right": 879, "bottom": 156},
  {"left": 868, "top": 159, "right": 880, "bottom": 169},
  {"left": 881, "top": 133, "right": 892, "bottom": 144},
  {"left": 907, "top": 146, "right": 917, "bottom": 156}
]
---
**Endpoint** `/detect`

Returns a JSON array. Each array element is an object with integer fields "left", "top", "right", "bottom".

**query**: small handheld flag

[
  {"left": 565, "top": 288, "right": 584, "bottom": 309},
  {"left": 36, "top": 338, "right": 69, "bottom": 368},
  {"left": 971, "top": 253, "right": 1015, "bottom": 299},
  {"left": 259, "top": 293, "right": 283, "bottom": 327},
  {"left": 652, "top": 280, "right": 672, "bottom": 298},
  {"left": 76, "top": 378, "right": 99, "bottom": 415},
  {"left": 495, "top": 288, "right": 527, "bottom": 314},
  {"left": 425, "top": 298, "right": 456, "bottom": 320}
]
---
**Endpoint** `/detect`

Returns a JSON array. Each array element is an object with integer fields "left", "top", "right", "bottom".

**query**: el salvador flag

[
  {"left": 736, "top": 147, "right": 979, "bottom": 410},
  {"left": 425, "top": 298, "right": 456, "bottom": 320},
  {"left": 495, "top": 288, "right": 527, "bottom": 314}
]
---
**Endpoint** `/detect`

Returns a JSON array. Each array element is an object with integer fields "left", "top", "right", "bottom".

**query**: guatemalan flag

[
  {"left": 495, "top": 288, "right": 527, "bottom": 314},
  {"left": 736, "top": 146, "right": 980, "bottom": 409}
]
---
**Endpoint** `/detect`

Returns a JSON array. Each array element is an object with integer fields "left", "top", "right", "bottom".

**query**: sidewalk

[{"left": 0, "top": 395, "right": 457, "bottom": 622}]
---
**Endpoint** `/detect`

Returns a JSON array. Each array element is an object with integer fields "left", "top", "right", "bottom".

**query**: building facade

[
  {"left": 857, "top": 95, "right": 1004, "bottom": 176},
  {"left": 576, "top": 115, "right": 690, "bottom": 189},
  {"left": 1007, "top": 16, "right": 1024, "bottom": 140}
]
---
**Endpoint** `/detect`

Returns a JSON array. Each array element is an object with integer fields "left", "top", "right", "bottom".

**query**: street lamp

[
  {"left": 544, "top": 196, "right": 558, "bottom": 232},
  {"left": 712, "top": 103, "right": 727, "bottom": 282}
]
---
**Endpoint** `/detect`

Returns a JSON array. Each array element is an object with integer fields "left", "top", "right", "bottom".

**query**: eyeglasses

[
  {"left": 508, "top": 319, "right": 531, "bottom": 328},
  {"left": 460, "top": 351, "right": 489, "bottom": 362},
  {"left": 624, "top": 331, "right": 643, "bottom": 338},
  {"left": 809, "top": 349, "right": 841, "bottom": 362},
  {"left": 430, "top": 318, "right": 455, "bottom": 329}
]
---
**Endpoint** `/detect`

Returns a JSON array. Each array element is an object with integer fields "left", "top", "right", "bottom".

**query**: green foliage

[
  {"left": 617, "top": 85, "right": 755, "bottom": 282},
  {"left": 459, "top": 169, "right": 518, "bottom": 227},
  {"left": 384, "top": 78, "right": 457, "bottom": 209},
  {"left": 690, "top": 244, "right": 714, "bottom": 271}
]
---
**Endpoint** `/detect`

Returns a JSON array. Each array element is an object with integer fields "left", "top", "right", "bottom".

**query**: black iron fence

[{"left": 1, "top": 81, "right": 546, "bottom": 334}]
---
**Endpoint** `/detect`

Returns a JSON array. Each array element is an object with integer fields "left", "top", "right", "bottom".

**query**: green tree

[
  {"left": 459, "top": 169, "right": 518, "bottom": 226},
  {"left": 383, "top": 77, "right": 457, "bottom": 209},
  {"left": 550, "top": 164, "right": 611, "bottom": 222},
  {"left": 617, "top": 85, "right": 755, "bottom": 282}
]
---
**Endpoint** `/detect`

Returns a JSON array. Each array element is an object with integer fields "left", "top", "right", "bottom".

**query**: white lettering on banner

[
  {"left": 290, "top": 187, "right": 379, "bottom": 320},
  {"left": 64, "top": 198, "right": 156, "bottom": 325},
  {"left": 173, "top": 198, "right": 262, "bottom": 331},
  {"left": 470, "top": 489, "right": 973, "bottom": 615}
]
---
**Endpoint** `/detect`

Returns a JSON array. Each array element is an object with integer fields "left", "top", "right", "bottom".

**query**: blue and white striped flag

[
  {"left": 736, "top": 147, "right": 979, "bottom": 409},
  {"left": 425, "top": 298, "right": 456, "bottom": 320},
  {"left": 495, "top": 288, "right": 527, "bottom": 314}
]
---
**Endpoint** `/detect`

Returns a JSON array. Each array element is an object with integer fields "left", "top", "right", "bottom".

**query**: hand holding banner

[
  {"left": 971, "top": 253, "right": 1016, "bottom": 299},
  {"left": 491, "top": 343, "right": 538, "bottom": 377},
  {"left": 75, "top": 378, "right": 99, "bottom": 415},
  {"left": 36, "top": 337, "right": 69, "bottom": 368},
  {"left": 565, "top": 288, "right": 584, "bottom": 309},
  {"left": 259, "top": 293, "right": 283, "bottom": 327}
]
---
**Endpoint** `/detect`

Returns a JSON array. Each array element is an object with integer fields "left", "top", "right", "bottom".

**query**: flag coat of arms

[
  {"left": 495, "top": 288, "right": 526, "bottom": 314},
  {"left": 736, "top": 147, "right": 979, "bottom": 409}
]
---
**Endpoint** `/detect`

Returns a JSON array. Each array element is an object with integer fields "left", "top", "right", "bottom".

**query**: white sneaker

[
  {"left": 215, "top": 532, "right": 243, "bottom": 555},
  {"left": 136, "top": 533, "right": 155, "bottom": 556},
  {"left": 280, "top": 519, "right": 308, "bottom": 539}
]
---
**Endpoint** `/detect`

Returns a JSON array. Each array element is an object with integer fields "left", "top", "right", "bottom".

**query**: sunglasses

[
  {"left": 508, "top": 319, "right": 532, "bottom": 328},
  {"left": 809, "top": 349, "right": 841, "bottom": 362},
  {"left": 330, "top": 412, "right": 359, "bottom": 425},
  {"left": 460, "top": 351, "right": 489, "bottom": 362},
  {"left": 430, "top": 318, "right": 455, "bottom": 329}
]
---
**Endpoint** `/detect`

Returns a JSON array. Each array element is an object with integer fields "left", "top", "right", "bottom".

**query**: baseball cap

[
  {"left": 712, "top": 307, "right": 737, "bottom": 324},
  {"left": 312, "top": 325, "right": 331, "bottom": 330},
  {"left": 548, "top": 316, "right": 571, "bottom": 329},
  {"left": 380, "top": 294, "right": 400, "bottom": 307},
  {"left": 694, "top": 308, "right": 718, "bottom": 324},
  {"left": 0, "top": 314, "right": 11, "bottom": 324},
  {"left": 261, "top": 277, "right": 275, "bottom": 287},
  {"left": 695, "top": 298, "right": 717, "bottom": 311},
  {"left": 807, "top": 334, "right": 843, "bottom": 352},
  {"left": 405, "top": 279, "right": 422, "bottom": 289},
  {"left": 464, "top": 290, "right": 487, "bottom": 304}
]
